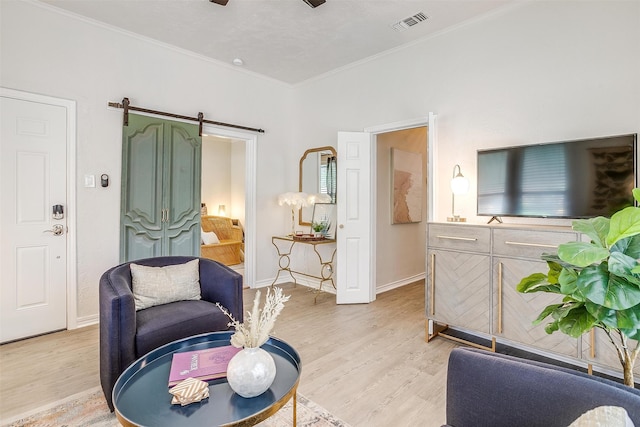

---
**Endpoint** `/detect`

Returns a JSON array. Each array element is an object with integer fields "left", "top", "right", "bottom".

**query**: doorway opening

[
  {"left": 201, "top": 134, "right": 246, "bottom": 276},
  {"left": 365, "top": 114, "right": 436, "bottom": 298},
  {"left": 201, "top": 124, "right": 257, "bottom": 288}
]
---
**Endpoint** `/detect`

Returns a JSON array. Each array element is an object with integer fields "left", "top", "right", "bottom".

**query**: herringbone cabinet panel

[
  {"left": 582, "top": 328, "right": 640, "bottom": 376},
  {"left": 493, "top": 257, "right": 578, "bottom": 357},
  {"left": 428, "top": 249, "right": 491, "bottom": 333}
]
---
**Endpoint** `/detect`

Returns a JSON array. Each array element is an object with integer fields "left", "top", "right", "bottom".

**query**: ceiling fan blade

[
  {"left": 302, "top": 0, "right": 326, "bottom": 8},
  {"left": 209, "top": 0, "right": 229, "bottom": 5}
]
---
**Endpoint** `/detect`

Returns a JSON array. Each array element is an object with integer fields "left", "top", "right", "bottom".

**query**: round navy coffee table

[{"left": 113, "top": 331, "right": 301, "bottom": 427}]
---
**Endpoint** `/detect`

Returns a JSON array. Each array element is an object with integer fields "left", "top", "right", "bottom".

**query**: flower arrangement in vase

[
  {"left": 311, "top": 221, "right": 328, "bottom": 237},
  {"left": 217, "top": 286, "right": 290, "bottom": 397}
]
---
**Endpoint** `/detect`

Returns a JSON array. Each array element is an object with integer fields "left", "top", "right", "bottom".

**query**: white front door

[
  {"left": 336, "top": 131, "right": 374, "bottom": 304},
  {"left": 1, "top": 95, "right": 68, "bottom": 342}
]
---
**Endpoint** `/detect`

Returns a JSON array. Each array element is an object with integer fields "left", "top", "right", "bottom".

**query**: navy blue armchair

[
  {"left": 99, "top": 256, "right": 243, "bottom": 411},
  {"left": 445, "top": 347, "right": 640, "bottom": 427}
]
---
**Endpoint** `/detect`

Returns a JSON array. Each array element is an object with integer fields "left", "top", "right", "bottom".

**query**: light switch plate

[{"left": 84, "top": 174, "right": 96, "bottom": 188}]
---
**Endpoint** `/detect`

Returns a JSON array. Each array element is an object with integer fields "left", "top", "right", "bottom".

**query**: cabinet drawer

[
  {"left": 493, "top": 228, "right": 577, "bottom": 259},
  {"left": 428, "top": 224, "right": 490, "bottom": 253}
]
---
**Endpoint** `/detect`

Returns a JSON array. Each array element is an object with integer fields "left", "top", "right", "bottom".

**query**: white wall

[
  {"left": 294, "top": 0, "right": 640, "bottom": 228},
  {"left": 202, "top": 136, "right": 232, "bottom": 215},
  {"left": 3, "top": 0, "right": 639, "bottom": 322},
  {"left": 376, "top": 128, "right": 427, "bottom": 291},
  {"left": 1, "top": 0, "right": 295, "bottom": 321}
]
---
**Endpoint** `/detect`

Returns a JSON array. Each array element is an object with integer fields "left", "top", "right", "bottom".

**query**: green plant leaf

[
  {"left": 546, "top": 260, "right": 563, "bottom": 285},
  {"left": 558, "top": 242, "right": 609, "bottom": 268},
  {"left": 516, "top": 273, "right": 561, "bottom": 294},
  {"left": 615, "top": 303, "right": 640, "bottom": 330},
  {"left": 551, "top": 301, "right": 582, "bottom": 321},
  {"left": 558, "top": 268, "right": 578, "bottom": 295},
  {"left": 585, "top": 301, "right": 618, "bottom": 327},
  {"left": 572, "top": 217, "right": 609, "bottom": 247},
  {"left": 545, "top": 320, "right": 560, "bottom": 334},
  {"left": 532, "top": 303, "right": 563, "bottom": 325},
  {"left": 607, "top": 206, "right": 640, "bottom": 247},
  {"left": 608, "top": 251, "right": 640, "bottom": 287},
  {"left": 576, "top": 264, "right": 640, "bottom": 310},
  {"left": 633, "top": 188, "right": 640, "bottom": 204},
  {"left": 621, "top": 327, "right": 640, "bottom": 341},
  {"left": 612, "top": 235, "right": 640, "bottom": 259},
  {"left": 556, "top": 306, "right": 597, "bottom": 338},
  {"left": 542, "top": 254, "right": 582, "bottom": 272}
]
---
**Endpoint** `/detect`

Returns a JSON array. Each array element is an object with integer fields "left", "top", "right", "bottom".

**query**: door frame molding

[
  {"left": 364, "top": 113, "right": 436, "bottom": 297},
  {"left": 202, "top": 124, "right": 257, "bottom": 289},
  {"left": 0, "top": 87, "right": 78, "bottom": 329}
]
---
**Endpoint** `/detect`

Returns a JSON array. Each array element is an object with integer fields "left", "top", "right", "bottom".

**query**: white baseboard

[
  {"left": 262, "top": 273, "right": 424, "bottom": 295},
  {"left": 75, "top": 314, "right": 98, "bottom": 328},
  {"left": 257, "top": 276, "right": 336, "bottom": 294},
  {"left": 376, "top": 273, "right": 425, "bottom": 294}
]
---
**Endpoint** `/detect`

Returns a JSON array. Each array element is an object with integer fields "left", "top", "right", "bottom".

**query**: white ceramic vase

[{"left": 226, "top": 347, "right": 276, "bottom": 398}]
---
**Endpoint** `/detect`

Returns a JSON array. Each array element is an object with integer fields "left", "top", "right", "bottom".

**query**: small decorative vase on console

[{"left": 226, "top": 347, "right": 276, "bottom": 398}]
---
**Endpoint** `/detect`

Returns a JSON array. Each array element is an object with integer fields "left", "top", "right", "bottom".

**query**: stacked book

[{"left": 168, "top": 345, "right": 241, "bottom": 387}]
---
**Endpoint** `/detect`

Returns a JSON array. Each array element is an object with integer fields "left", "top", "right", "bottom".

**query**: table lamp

[{"left": 447, "top": 164, "right": 469, "bottom": 222}]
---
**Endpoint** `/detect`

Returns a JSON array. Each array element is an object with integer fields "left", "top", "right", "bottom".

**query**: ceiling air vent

[{"left": 391, "top": 12, "right": 428, "bottom": 32}]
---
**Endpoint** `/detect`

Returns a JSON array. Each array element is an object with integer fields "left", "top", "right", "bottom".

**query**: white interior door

[
  {"left": 1, "top": 95, "right": 68, "bottom": 343},
  {"left": 336, "top": 131, "right": 374, "bottom": 304}
]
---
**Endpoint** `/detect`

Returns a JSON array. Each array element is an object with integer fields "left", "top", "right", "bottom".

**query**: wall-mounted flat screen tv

[{"left": 477, "top": 133, "right": 637, "bottom": 219}]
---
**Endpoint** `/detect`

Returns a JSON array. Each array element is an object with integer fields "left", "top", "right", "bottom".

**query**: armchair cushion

[
  {"left": 130, "top": 259, "right": 201, "bottom": 310},
  {"left": 135, "top": 299, "right": 230, "bottom": 357}
]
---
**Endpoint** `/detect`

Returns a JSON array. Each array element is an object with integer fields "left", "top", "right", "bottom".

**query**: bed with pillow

[{"left": 201, "top": 215, "right": 243, "bottom": 266}]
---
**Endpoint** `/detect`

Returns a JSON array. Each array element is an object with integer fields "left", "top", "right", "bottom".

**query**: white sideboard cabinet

[
  {"left": 427, "top": 224, "right": 492, "bottom": 335},
  {"left": 491, "top": 228, "right": 579, "bottom": 357},
  {"left": 425, "top": 222, "right": 616, "bottom": 369}
]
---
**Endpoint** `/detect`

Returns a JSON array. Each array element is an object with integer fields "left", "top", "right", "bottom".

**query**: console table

[{"left": 271, "top": 236, "right": 336, "bottom": 301}]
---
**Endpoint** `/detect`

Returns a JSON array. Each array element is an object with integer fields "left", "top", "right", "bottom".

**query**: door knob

[
  {"left": 339, "top": 224, "right": 344, "bottom": 229},
  {"left": 44, "top": 224, "right": 64, "bottom": 236}
]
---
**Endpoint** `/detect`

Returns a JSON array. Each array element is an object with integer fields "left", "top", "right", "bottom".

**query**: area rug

[{"left": 3, "top": 386, "right": 350, "bottom": 427}]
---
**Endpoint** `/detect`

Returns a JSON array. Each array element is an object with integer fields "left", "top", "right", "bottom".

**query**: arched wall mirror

[{"left": 299, "top": 146, "right": 337, "bottom": 226}]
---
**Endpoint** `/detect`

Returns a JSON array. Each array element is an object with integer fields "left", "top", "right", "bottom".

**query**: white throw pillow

[
  {"left": 568, "top": 406, "right": 634, "bottom": 427},
  {"left": 201, "top": 230, "right": 220, "bottom": 245},
  {"left": 130, "top": 259, "right": 201, "bottom": 311}
]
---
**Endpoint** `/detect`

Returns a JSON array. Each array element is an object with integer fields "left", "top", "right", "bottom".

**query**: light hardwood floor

[{"left": 0, "top": 281, "right": 458, "bottom": 426}]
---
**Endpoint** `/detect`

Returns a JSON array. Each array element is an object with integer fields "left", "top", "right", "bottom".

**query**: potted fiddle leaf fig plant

[{"left": 517, "top": 188, "right": 640, "bottom": 387}]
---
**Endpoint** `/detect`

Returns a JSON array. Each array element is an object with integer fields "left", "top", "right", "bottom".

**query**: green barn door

[{"left": 120, "top": 114, "right": 201, "bottom": 262}]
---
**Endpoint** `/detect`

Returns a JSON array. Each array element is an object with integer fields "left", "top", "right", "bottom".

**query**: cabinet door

[
  {"left": 582, "top": 328, "right": 640, "bottom": 377},
  {"left": 121, "top": 115, "right": 165, "bottom": 261},
  {"left": 163, "top": 121, "right": 202, "bottom": 256},
  {"left": 493, "top": 257, "right": 578, "bottom": 357},
  {"left": 120, "top": 114, "right": 201, "bottom": 261},
  {"left": 427, "top": 249, "right": 491, "bottom": 333}
]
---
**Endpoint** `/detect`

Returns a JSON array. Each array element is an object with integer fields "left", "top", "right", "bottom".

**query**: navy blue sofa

[
  {"left": 445, "top": 347, "right": 640, "bottom": 427},
  {"left": 99, "top": 256, "right": 243, "bottom": 411}
]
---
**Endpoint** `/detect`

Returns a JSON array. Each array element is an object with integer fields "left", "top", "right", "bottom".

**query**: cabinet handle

[
  {"left": 436, "top": 235, "right": 477, "bottom": 242},
  {"left": 504, "top": 241, "right": 558, "bottom": 249},
  {"left": 161, "top": 209, "right": 166, "bottom": 223},
  {"left": 498, "top": 262, "right": 503, "bottom": 334},
  {"left": 430, "top": 253, "right": 436, "bottom": 316},
  {"left": 165, "top": 209, "right": 169, "bottom": 223}
]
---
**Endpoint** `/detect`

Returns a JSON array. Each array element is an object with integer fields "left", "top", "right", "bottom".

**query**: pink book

[{"left": 168, "top": 345, "right": 241, "bottom": 387}]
